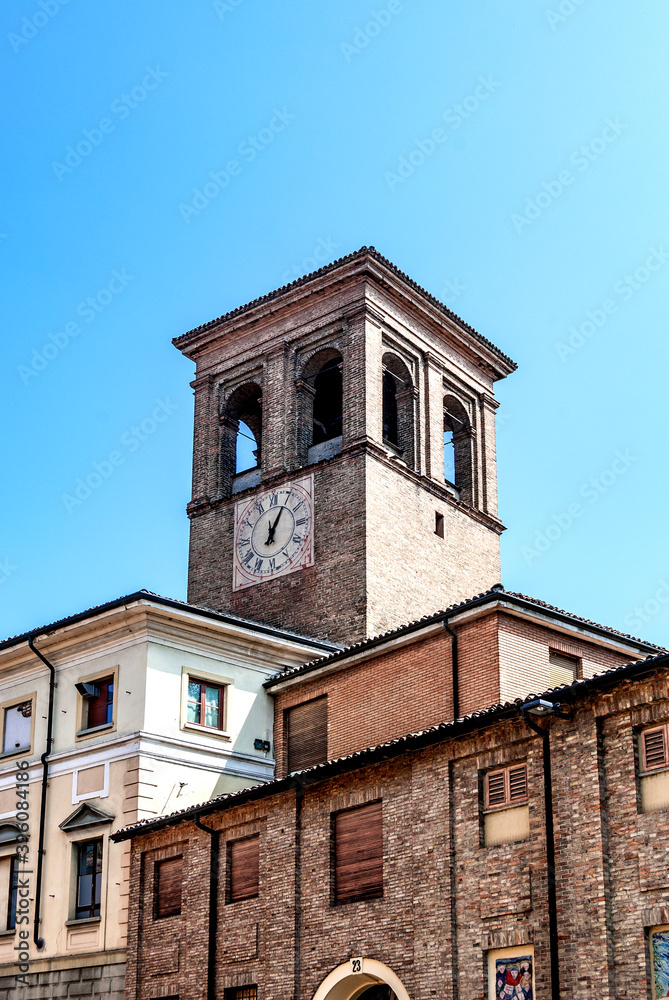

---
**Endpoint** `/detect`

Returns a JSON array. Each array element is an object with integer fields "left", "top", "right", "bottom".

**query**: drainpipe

[
  {"left": 193, "top": 814, "right": 220, "bottom": 1000},
  {"left": 442, "top": 620, "right": 459, "bottom": 721},
  {"left": 292, "top": 775, "right": 305, "bottom": 1000},
  {"left": 27, "top": 637, "right": 56, "bottom": 951},
  {"left": 522, "top": 711, "right": 560, "bottom": 1000}
]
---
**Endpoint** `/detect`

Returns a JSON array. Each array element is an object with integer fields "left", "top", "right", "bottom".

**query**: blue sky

[{"left": 2, "top": 1, "right": 669, "bottom": 646}]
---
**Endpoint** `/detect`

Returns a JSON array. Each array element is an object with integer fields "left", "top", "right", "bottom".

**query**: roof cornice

[
  {"left": 172, "top": 247, "right": 516, "bottom": 378},
  {"left": 264, "top": 588, "right": 664, "bottom": 691},
  {"left": 0, "top": 591, "right": 338, "bottom": 659}
]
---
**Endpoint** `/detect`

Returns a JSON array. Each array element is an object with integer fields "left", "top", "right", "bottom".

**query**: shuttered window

[
  {"left": 334, "top": 801, "right": 383, "bottom": 904},
  {"left": 155, "top": 856, "right": 183, "bottom": 918},
  {"left": 286, "top": 697, "right": 327, "bottom": 773},
  {"left": 224, "top": 988, "right": 257, "bottom": 1000},
  {"left": 228, "top": 835, "right": 260, "bottom": 902},
  {"left": 549, "top": 651, "right": 579, "bottom": 687},
  {"left": 485, "top": 764, "right": 528, "bottom": 810},
  {"left": 642, "top": 725, "right": 669, "bottom": 772}
]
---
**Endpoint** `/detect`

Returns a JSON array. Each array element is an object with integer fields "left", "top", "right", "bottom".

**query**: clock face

[{"left": 232, "top": 474, "right": 314, "bottom": 591}]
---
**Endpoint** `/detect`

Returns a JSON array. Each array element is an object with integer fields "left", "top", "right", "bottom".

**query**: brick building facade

[{"left": 116, "top": 636, "right": 669, "bottom": 1000}]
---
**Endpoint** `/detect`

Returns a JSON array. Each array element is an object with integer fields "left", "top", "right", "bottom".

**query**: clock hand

[{"left": 265, "top": 506, "right": 284, "bottom": 546}]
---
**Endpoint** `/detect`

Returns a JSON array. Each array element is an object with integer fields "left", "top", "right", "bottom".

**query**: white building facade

[{"left": 0, "top": 590, "right": 335, "bottom": 995}]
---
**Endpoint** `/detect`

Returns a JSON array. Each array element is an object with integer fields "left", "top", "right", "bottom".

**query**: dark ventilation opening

[
  {"left": 312, "top": 361, "right": 342, "bottom": 445},
  {"left": 382, "top": 371, "right": 399, "bottom": 445},
  {"left": 357, "top": 988, "right": 398, "bottom": 1000},
  {"left": 435, "top": 512, "right": 444, "bottom": 537}
]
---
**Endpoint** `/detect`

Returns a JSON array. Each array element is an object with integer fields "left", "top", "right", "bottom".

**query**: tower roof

[{"left": 173, "top": 246, "right": 516, "bottom": 378}]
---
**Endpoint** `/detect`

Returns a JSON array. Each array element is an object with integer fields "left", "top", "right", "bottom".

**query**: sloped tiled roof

[
  {"left": 113, "top": 646, "right": 669, "bottom": 842},
  {"left": 0, "top": 590, "right": 339, "bottom": 653},
  {"left": 173, "top": 246, "right": 517, "bottom": 371},
  {"left": 264, "top": 586, "right": 665, "bottom": 688}
]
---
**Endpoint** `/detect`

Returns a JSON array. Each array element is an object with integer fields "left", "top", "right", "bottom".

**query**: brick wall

[
  {"left": 0, "top": 960, "right": 126, "bottom": 1000},
  {"left": 126, "top": 666, "right": 669, "bottom": 1000},
  {"left": 497, "top": 612, "right": 633, "bottom": 699},
  {"left": 272, "top": 628, "right": 455, "bottom": 779}
]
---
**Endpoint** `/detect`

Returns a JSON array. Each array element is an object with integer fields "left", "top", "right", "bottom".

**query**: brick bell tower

[{"left": 175, "top": 247, "right": 516, "bottom": 644}]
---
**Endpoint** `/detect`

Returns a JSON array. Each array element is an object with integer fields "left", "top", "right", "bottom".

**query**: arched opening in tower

[{"left": 312, "top": 358, "right": 342, "bottom": 445}]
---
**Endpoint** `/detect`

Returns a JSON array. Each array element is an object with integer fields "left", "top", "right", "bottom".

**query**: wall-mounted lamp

[
  {"left": 75, "top": 682, "right": 100, "bottom": 699},
  {"left": 522, "top": 698, "right": 571, "bottom": 720}
]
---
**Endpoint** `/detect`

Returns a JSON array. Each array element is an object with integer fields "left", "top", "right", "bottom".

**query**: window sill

[
  {"left": 307, "top": 436, "right": 342, "bottom": 464},
  {"left": 182, "top": 722, "right": 231, "bottom": 741},
  {"left": 483, "top": 800, "right": 529, "bottom": 815},
  {"left": 640, "top": 765, "right": 669, "bottom": 779},
  {"left": 0, "top": 929, "right": 16, "bottom": 938},
  {"left": 232, "top": 467, "right": 261, "bottom": 494},
  {"left": 65, "top": 916, "right": 101, "bottom": 927},
  {"left": 0, "top": 748, "right": 31, "bottom": 762},
  {"left": 76, "top": 723, "right": 114, "bottom": 739}
]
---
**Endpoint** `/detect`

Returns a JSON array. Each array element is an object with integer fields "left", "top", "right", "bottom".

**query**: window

[
  {"left": 549, "top": 651, "right": 579, "bottom": 687},
  {"left": 75, "top": 839, "right": 103, "bottom": 919},
  {"left": 187, "top": 678, "right": 224, "bottom": 730},
  {"left": 485, "top": 764, "right": 528, "bottom": 809},
  {"left": 642, "top": 725, "right": 669, "bottom": 772},
  {"left": 286, "top": 697, "right": 327, "bottom": 773},
  {"left": 639, "top": 725, "right": 669, "bottom": 813},
  {"left": 225, "top": 988, "right": 257, "bottom": 1000},
  {"left": 228, "top": 835, "right": 259, "bottom": 902},
  {"left": 154, "top": 856, "right": 183, "bottom": 918},
  {"left": 78, "top": 678, "right": 114, "bottom": 731},
  {"left": 435, "top": 512, "right": 444, "bottom": 538},
  {"left": 2, "top": 701, "right": 31, "bottom": 755},
  {"left": 6, "top": 857, "right": 19, "bottom": 931},
  {"left": 483, "top": 764, "right": 530, "bottom": 847},
  {"left": 333, "top": 801, "right": 383, "bottom": 904}
]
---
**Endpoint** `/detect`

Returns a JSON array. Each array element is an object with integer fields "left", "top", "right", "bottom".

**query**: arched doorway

[{"left": 312, "top": 958, "right": 410, "bottom": 1000}]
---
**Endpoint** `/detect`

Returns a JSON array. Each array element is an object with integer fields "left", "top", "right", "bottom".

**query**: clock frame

[{"left": 232, "top": 474, "right": 315, "bottom": 591}]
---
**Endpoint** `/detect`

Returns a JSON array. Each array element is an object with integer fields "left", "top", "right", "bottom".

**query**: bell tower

[{"left": 175, "top": 247, "right": 516, "bottom": 644}]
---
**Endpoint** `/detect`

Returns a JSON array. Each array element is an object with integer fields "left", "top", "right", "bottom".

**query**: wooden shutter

[
  {"left": 643, "top": 727, "right": 668, "bottom": 771},
  {"left": 508, "top": 764, "right": 528, "bottom": 802},
  {"left": 286, "top": 697, "right": 327, "bottom": 773},
  {"left": 229, "top": 835, "right": 260, "bottom": 902},
  {"left": 334, "top": 801, "right": 383, "bottom": 904},
  {"left": 155, "top": 856, "right": 182, "bottom": 918},
  {"left": 486, "top": 770, "right": 506, "bottom": 808}
]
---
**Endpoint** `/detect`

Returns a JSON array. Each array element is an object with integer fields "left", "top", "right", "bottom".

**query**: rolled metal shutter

[
  {"left": 334, "top": 801, "right": 383, "bottom": 904},
  {"left": 155, "top": 855, "right": 183, "bottom": 917},
  {"left": 287, "top": 696, "right": 327, "bottom": 773},
  {"left": 229, "top": 835, "right": 260, "bottom": 902}
]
